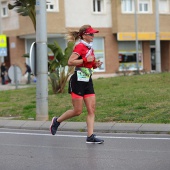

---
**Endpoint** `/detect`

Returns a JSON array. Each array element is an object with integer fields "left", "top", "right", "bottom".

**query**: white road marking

[{"left": 0, "top": 131, "right": 170, "bottom": 140}]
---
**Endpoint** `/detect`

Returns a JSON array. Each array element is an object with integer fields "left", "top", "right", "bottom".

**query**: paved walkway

[
  {"left": 0, "top": 83, "right": 35, "bottom": 91},
  {"left": 0, "top": 73, "right": 118, "bottom": 91},
  {"left": 0, "top": 119, "right": 170, "bottom": 134}
]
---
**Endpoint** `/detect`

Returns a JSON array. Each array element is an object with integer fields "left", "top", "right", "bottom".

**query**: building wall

[
  {"left": 2, "top": 9, "right": 19, "bottom": 31},
  {"left": 8, "top": 37, "right": 26, "bottom": 73},
  {"left": 105, "top": 33, "right": 119, "bottom": 73},
  {"left": 112, "top": 0, "right": 170, "bottom": 33},
  {"left": 18, "top": 16, "right": 35, "bottom": 36},
  {"left": 47, "top": 0, "right": 66, "bottom": 33},
  {"left": 61, "top": 0, "right": 115, "bottom": 74},
  {"left": 111, "top": 0, "right": 118, "bottom": 33},
  {"left": 2, "top": 0, "right": 170, "bottom": 74},
  {"left": 64, "top": 0, "right": 112, "bottom": 28},
  {"left": 4, "top": 0, "right": 66, "bottom": 36}
]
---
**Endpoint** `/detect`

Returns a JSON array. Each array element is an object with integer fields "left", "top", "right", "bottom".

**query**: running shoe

[
  {"left": 50, "top": 117, "right": 60, "bottom": 135},
  {"left": 86, "top": 134, "right": 104, "bottom": 144}
]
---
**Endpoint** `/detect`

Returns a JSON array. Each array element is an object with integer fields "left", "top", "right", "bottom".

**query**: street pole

[
  {"left": 134, "top": 0, "right": 139, "bottom": 73},
  {"left": 36, "top": 0, "right": 48, "bottom": 120},
  {"left": 155, "top": 0, "right": 161, "bottom": 72}
]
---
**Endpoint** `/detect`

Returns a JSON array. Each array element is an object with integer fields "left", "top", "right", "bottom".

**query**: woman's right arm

[{"left": 68, "top": 53, "right": 84, "bottom": 66}]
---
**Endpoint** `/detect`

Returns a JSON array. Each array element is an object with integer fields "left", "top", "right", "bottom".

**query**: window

[
  {"left": 138, "top": 0, "right": 152, "bottom": 13},
  {"left": 118, "top": 41, "right": 143, "bottom": 71},
  {"left": 121, "top": 0, "right": 134, "bottom": 13},
  {"left": 93, "top": 0, "right": 104, "bottom": 13},
  {"left": 159, "top": 0, "right": 170, "bottom": 13},
  {"left": 93, "top": 37, "right": 105, "bottom": 72},
  {"left": 46, "top": 0, "right": 59, "bottom": 12},
  {"left": 1, "top": 2, "right": 8, "bottom": 17},
  {"left": 121, "top": 0, "right": 152, "bottom": 13}
]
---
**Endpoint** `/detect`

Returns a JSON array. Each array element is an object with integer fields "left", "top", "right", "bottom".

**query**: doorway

[{"left": 150, "top": 47, "right": 156, "bottom": 70}]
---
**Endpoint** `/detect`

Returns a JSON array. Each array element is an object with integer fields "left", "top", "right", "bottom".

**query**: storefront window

[{"left": 118, "top": 41, "right": 143, "bottom": 71}]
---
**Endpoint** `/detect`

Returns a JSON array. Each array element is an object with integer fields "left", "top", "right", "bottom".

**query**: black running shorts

[{"left": 68, "top": 72, "right": 95, "bottom": 96}]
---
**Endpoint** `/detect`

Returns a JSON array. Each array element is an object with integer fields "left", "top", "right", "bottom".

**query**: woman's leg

[
  {"left": 84, "top": 95, "right": 96, "bottom": 137},
  {"left": 84, "top": 95, "right": 104, "bottom": 144},
  {"left": 57, "top": 98, "right": 83, "bottom": 123},
  {"left": 50, "top": 97, "right": 84, "bottom": 135}
]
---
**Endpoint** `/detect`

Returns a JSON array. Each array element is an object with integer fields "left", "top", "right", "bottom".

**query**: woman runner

[{"left": 50, "top": 25, "right": 104, "bottom": 144}]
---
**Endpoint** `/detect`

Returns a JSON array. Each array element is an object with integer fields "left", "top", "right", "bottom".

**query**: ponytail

[{"left": 66, "top": 31, "right": 80, "bottom": 42}]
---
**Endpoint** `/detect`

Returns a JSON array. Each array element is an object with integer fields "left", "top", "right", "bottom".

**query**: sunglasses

[{"left": 85, "top": 33, "right": 94, "bottom": 36}]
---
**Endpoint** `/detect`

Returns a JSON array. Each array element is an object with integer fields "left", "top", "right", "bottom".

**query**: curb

[{"left": 0, "top": 120, "right": 170, "bottom": 134}]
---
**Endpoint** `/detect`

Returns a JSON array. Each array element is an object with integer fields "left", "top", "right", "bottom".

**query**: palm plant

[
  {"left": 48, "top": 41, "right": 75, "bottom": 94},
  {"left": 8, "top": 0, "right": 74, "bottom": 94},
  {"left": 8, "top": 0, "right": 36, "bottom": 30}
]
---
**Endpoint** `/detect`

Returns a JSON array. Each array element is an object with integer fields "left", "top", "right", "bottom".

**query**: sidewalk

[
  {"left": 0, "top": 119, "right": 170, "bottom": 134},
  {"left": 0, "top": 83, "right": 35, "bottom": 91}
]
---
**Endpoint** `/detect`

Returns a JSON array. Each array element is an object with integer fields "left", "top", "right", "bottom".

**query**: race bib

[{"left": 77, "top": 70, "right": 90, "bottom": 82}]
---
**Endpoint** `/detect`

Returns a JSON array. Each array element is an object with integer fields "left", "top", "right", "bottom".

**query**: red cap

[{"left": 85, "top": 27, "right": 99, "bottom": 34}]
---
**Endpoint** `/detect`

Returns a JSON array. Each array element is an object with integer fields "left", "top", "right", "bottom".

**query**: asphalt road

[{"left": 0, "top": 129, "right": 170, "bottom": 170}]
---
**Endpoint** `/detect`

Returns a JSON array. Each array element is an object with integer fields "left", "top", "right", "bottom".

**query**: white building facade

[{"left": 1, "top": 0, "right": 170, "bottom": 74}]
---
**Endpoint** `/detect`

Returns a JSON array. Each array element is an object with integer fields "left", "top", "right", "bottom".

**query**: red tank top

[{"left": 73, "top": 43, "right": 97, "bottom": 69}]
